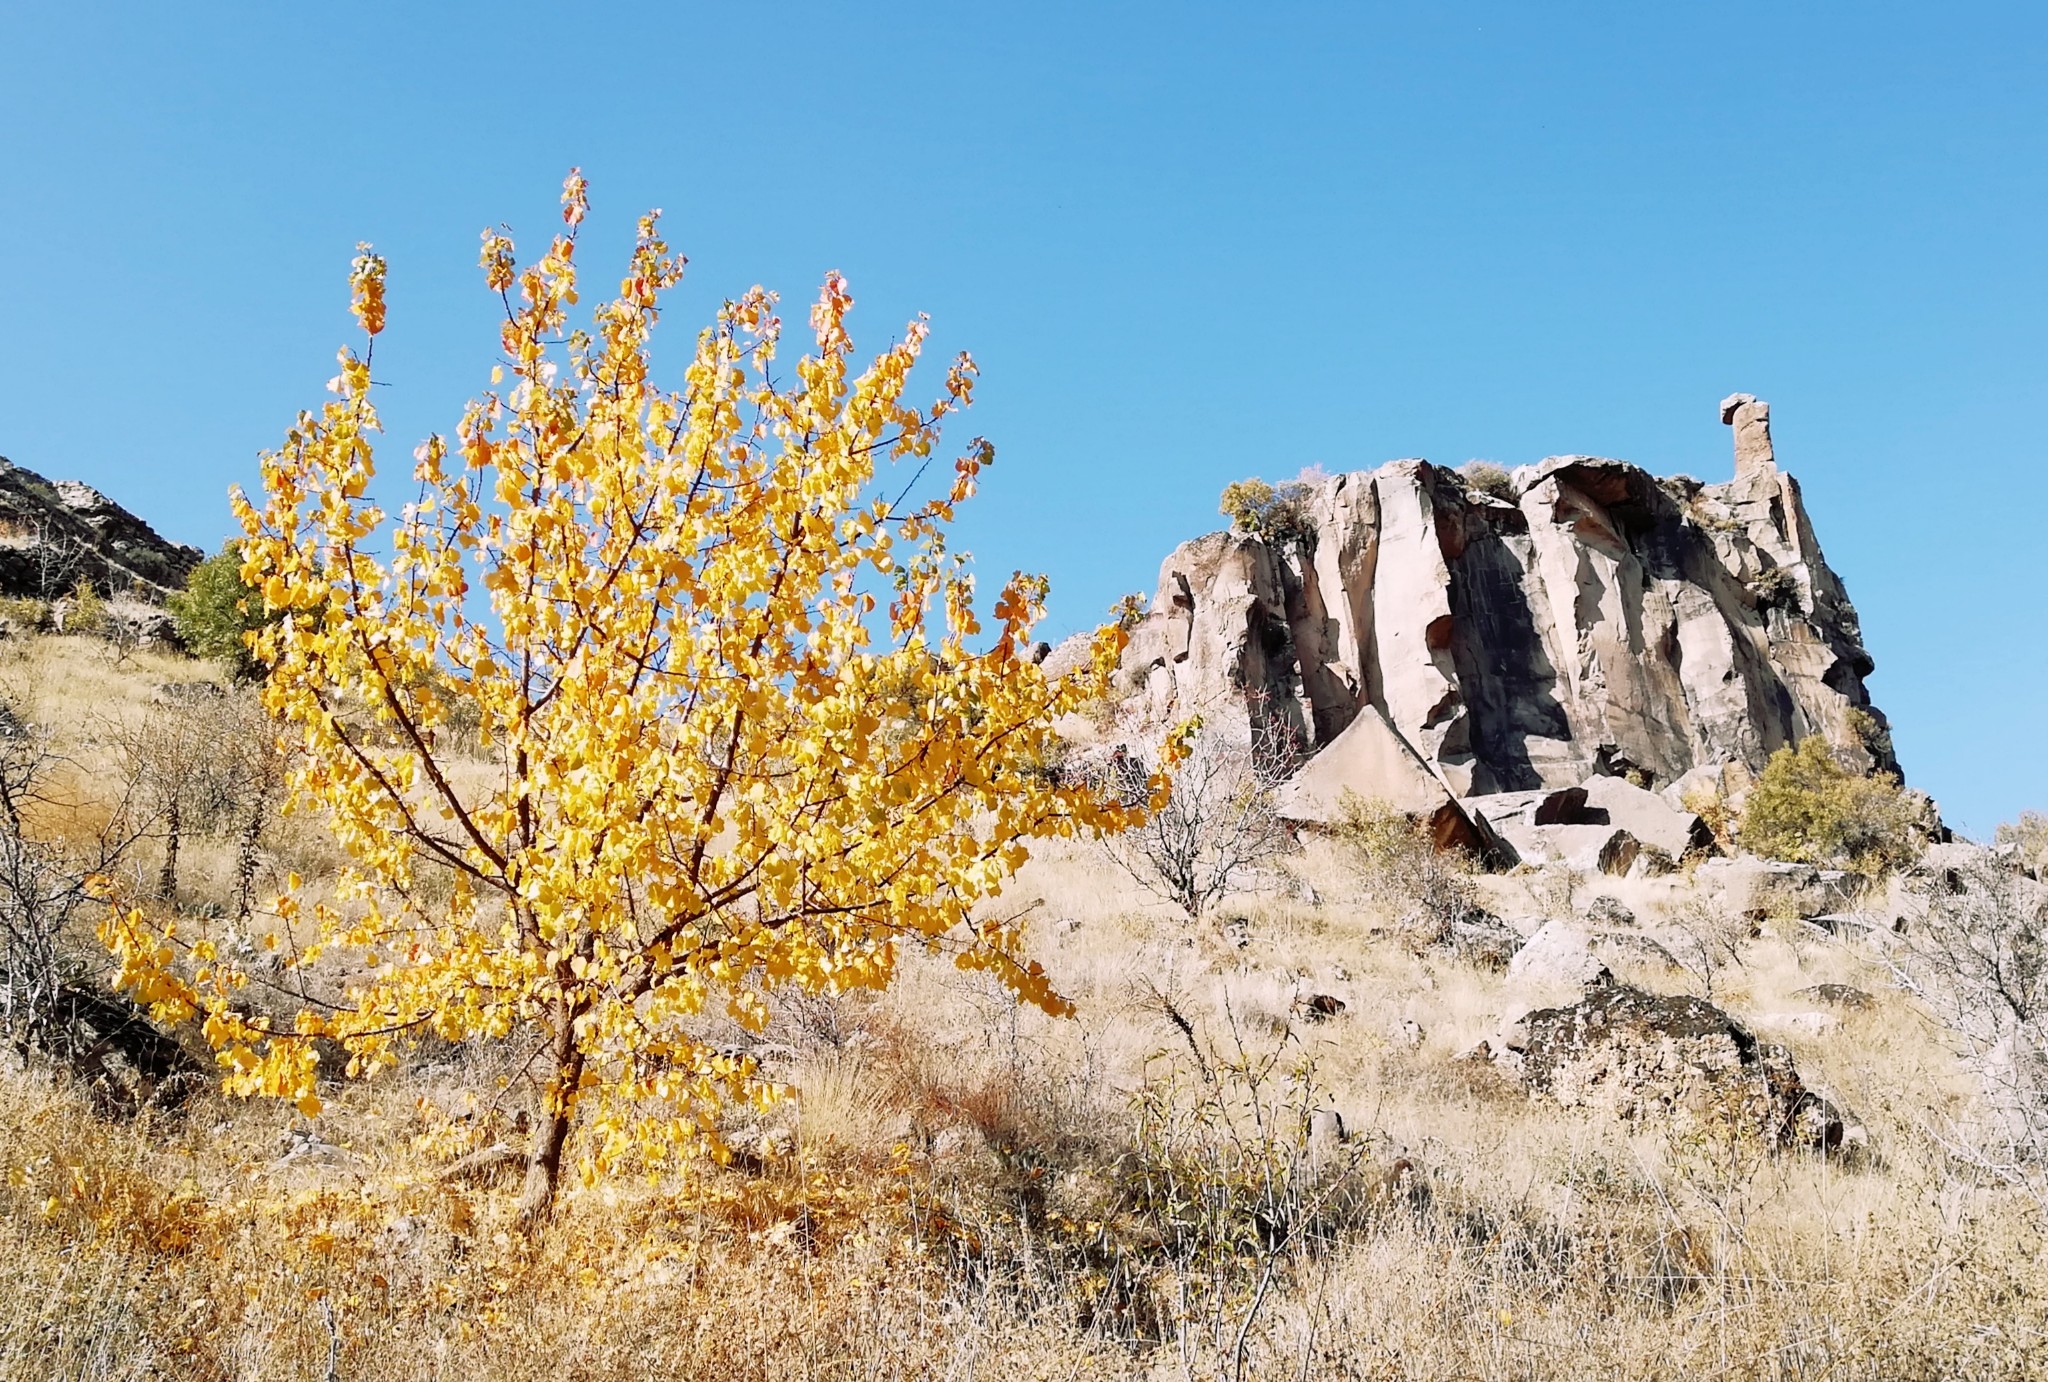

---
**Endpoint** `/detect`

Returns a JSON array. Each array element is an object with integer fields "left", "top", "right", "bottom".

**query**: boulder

[
  {"left": 1693, "top": 856, "right": 1860, "bottom": 921},
  {"left": 1577, "top": 774, "right": 1713, "bottom": 860},
  {"left": 1273, "top": 704, "right": 1492, "bottom": 853},
  {"left": 1793, "top": 983, "right": 1876, "bottom": 1011},
  {"left": 1492, "top": 821, "right": 1642, "bottom": 875},
  {"left": 1506, "top": 921, "right": 1612, "bottom": 989},
  {"left": 1445, "top": 911, "right": 1524, "bottom": 972},
  {"left": 1592, "top": 932, "right": 1679, "bottom": 970},
  {"left": 1486, "top": 983, "right": 1863, "bottom": 1154},
  {"left": 1585, "top": 895, "right": 1636, "bottom": 928},
  {"left": 1464, "top": 786, "right": 1589, "bottom": 831}
]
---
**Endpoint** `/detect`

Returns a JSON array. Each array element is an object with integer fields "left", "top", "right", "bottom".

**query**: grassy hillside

[{"left": 1, "top": 635, "right": 2042, "bottom": 1380}]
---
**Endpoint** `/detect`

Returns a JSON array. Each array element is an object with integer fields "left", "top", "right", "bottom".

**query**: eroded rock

[
  {"left": 1506, "top": 921, "right": 1612, "bottom": 989},
  {"left": 1094, "top": 395, "right": 1904, "bottom": 845},
  {"left": 1487, "top": 983, "right": 1863, "bottom": 1154}
]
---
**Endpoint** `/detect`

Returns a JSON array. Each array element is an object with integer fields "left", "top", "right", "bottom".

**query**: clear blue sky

[{"left": 2, "top": 3, "right": 2042, "bottom": 834}]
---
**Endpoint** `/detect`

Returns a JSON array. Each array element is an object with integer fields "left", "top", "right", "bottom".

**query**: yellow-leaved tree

[{"left": 107, "top": 171, "right": 1166, "bottom": 1223}]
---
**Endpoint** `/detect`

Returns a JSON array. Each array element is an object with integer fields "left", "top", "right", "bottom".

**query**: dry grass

[{"left": 2, "top": 640, "right": 2045, "bottom": 1379}]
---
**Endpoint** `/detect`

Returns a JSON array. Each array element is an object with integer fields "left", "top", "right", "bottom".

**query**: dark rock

[
  {"left": 1585, "top": 895, "right": 1636, "bottom": 928},
  {"left": 1793, "top": 983, "right": 1876, "bottom": 1011},
  {"left": 1297, "top": 993, "right": 1347, "bottom": 1022},
  {"left": 1489, "top": 983, "right": 1863, "bottom": 1155}
]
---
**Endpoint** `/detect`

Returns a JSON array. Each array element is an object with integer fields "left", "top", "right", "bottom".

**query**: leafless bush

[
  {"left": 1664, "top": 896, "right": 1751, "bottom": 998},
  {"left": 110, "top": 687, "right": 283, "bottom": 918},
  {"left": 1887, "top": 853, "right": 2048, "bottom": 1200},
  {"left": 0, "top": 678, "right": 200, "bottom": 1114},
  {"left": 1101, "top": 727, "right": 1295, "bottom": 922}
]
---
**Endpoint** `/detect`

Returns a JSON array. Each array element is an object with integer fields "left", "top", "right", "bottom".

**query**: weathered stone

[
  {"left": 1506, "top": 921, "right": 1612, "bottom": 989},
  {"left": 1445, "top": 911, "right": 1524, "bottom": 972},
  {"left": 1693, "top": 856, "right": 1860, "bottom": 920},
  {"left": 1273, "top": 703, "right": 1490, "bottom": 852},
  {"left": 1492, "top": 821, "right": 1641, "bottom": 875},
  {"left": 1296, "top": 993, "right": 1347, "bottom": 1022},
  {"left": 1719, "top": 393, "right": 1775, "bottom": 476},
  {"left": 1489, "top": 983, "right": 1861, "bottom": 1153},
  {"left": 1593, "top": 932, "right": 1679, "bottom": 970},
  {"left": 1092, "top": 396, "right": 1905, "bottom": 842},
  {"left": 1577, "top": 775, "right": 1713, "bottom": 860},
  {"left": 1794, "top": 983, "right": 1876, "bottom": 1011},
  {"left": 1464, "top": 786, "right": 1588, "bottom": 831},
  {"left": 1585, "top": 895, "right": 1637, "bottom": 928}
]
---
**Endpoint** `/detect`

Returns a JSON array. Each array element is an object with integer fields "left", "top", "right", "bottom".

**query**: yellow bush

[{"left": 1738, "top": 735, "right": 1917, "bottom": 873}]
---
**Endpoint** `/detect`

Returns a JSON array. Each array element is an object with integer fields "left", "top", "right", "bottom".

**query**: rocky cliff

[
  {"left": 1071, "top": 396, "right": 1897, "bottom": 853},
  {"left": 0, "top": 456, "right": 202, "bottom": 601}
]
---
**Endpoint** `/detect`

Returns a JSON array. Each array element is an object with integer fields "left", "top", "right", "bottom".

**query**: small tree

[
  {"left": 1218, "top": 477, "right": 1313, "bottom": 544},
  {"left": 1996, "top": 811, "right": 2048, "bottom": 875},
  {"left": 1887, "top": 855, "right": 2048, "bottom": 1202},
  {"left": 1103, "top": 726, "right": 1293, "bottom": 923},
  {"left": 1738, "top": 735, "right": 1917, "bottom": 874},
  {"left": 60, "top": 579, "right": 107, "bottom": 636},
  {"left": 106, "top": 173, "right": 1158, "bottom": 1225},
  {"left": 169, "top": 541, "right": 273, "bottom": 678}
]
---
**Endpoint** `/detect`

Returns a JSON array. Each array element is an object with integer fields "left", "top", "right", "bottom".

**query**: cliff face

[
  {"left": 1095, "top": 396, "right": 1894, "bottom": 840},
  {"left": 0, "top": 457, "right": 202, "bottom": 601}
]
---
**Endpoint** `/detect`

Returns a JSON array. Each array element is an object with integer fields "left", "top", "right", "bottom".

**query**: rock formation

[
  {"left": 1076, "top": 396, "right": 1897, "bottom": 851},
  {"left": 1476, "top": 982, "right": 1865, "bottom": 1155},
  {"left": 0, "top": 456, "right": 202, "bottom": 601}
]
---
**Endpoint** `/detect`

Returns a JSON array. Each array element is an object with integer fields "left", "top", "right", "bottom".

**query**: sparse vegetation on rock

[
  {"left": 1457, "top": 460, "right": 1516, "bottom": 501},
  {"left": 1217, "top": 476, "right": 1314, "bottom": 544},
  {"left": 1738, "top": 735, "right": 1918, "bottom": 873}
]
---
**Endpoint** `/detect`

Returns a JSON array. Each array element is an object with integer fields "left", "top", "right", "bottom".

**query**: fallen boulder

[
  {"left": 1274, "top": 704, "right": 1494, "bottom": 854},
  {"left": 1492, "top": 821, "right": 1643, "bottom": 875},
  {"left": 1482, "top": 984, "right": 1864, "bottom": 1155},
  {"left": 1793, "top": 983, "right": 1876, "bottom": 1011},
  {"left": 1578, "top": 774, "right": 1714, "bottom": 860},
  {"left": 1506, "top": 921, "right": 1612, "bottom": 989}
]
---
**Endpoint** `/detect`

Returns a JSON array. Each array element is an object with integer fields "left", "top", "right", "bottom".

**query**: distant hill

[{"left": 0, "top": 456, "right": 202, "bottom": 601}]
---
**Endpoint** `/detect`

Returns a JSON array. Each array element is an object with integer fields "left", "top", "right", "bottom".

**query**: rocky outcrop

[
  {"left": 1478, "top": 983, "right": 1864, "bottom": 1155},
  {"left": 0, "top": 457, "right": 201, "bottom": 601},
  {"left": 1090, "top": 396, "right": 1898, "bottom": 837}
]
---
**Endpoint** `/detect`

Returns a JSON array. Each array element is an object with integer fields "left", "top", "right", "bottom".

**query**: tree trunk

[
  {"left": 515, "top": 1016, "right": 584, "bottom": 1229},
  {"left": 156, "top": 796, "right": 180, "bottom": 902},
  {"left": 233, "top": 798, "right": 266, "bottom": 923}
]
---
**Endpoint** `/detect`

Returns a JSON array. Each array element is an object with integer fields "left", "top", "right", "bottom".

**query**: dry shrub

[
  {"left": 1457, "top": 461, "right": 1516, "bottom": 502},
  {"left": 1330, "top": 790, "right": 1478, "bottom": 944}
]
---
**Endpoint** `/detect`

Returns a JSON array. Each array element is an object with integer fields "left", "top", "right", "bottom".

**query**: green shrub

[
  {"left": 1219, "top": 478, "right": 1313, "bottom": 545},
  {"left": 1747, "top": 565, "right": 1799, "bottom": 611},
  {"left": 168, "top": 542, "right": 272, "bottom": 678},
  {"left": 1458, "top": 461, "right": 1516, "bottom": 502},
  {"left": 61, "top": 579, "right": 108, "bottom": 636},
  {"left": 1846, "top": 706, "right": 1895, "bottom": 766},
  {"left": 1738, "top": 735, "right": 1917, "bottom": 874}
]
